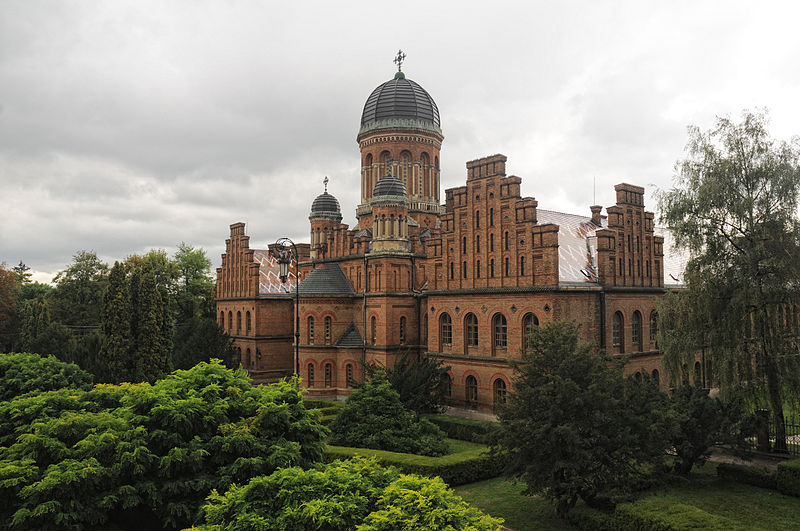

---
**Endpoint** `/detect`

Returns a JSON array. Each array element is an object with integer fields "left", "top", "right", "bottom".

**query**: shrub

[
  {"left": 0, "top": 352, "right": 93, "bottom": 400},
  {"left": 777, "top": 458, "right": 800, "bottom": 497},
  {"left": 329, "top": 371, "right": 448, "bottom": 457},
  {"left": 324, "top": 444, "right": 505, "bottom": 486},
  {"left": 192, "top": 457, "right": 502, "bottom": 531},
  {"left": 0, "top": 360, "right": 327, "bottom": 530},
  {"left": 424, "top": 414, "right": 494, "bottom": 442},
  {"left": 612, "top": 499, "right": 738, "bottom": 530},
  {"left": 717, "top": 462, "right": 777, "bottom": 490}
]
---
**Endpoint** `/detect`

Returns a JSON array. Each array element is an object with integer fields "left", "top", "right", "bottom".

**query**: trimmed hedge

[
  {"left": 612, "top": 499, "right": 738, "bottom": 530},
  {"left": 303, "top": 399, "right": 344, "bottom": 410},
  {"left": 424, "top": 414, "right": 495, "bottom": 442},
  {"left": 777, "top": 458, "right": 800, "bottom": 497},
  {"left": 565, "top": 505, "right": 616, "bottom": 530},
  {"left": 324, "top": 444, "right": 505, "bottom": 486},
  {"left": 717, "top": 462, "right": 777, "bottom": 490}
]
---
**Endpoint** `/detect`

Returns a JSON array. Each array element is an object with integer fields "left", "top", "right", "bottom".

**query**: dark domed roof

[
  {"left": 311, "top": 192, "right": 341, "bottom": 214},
  {"left": 361, "top": 74, "right": 440, "bottom": 128},
  {"left": 373, "top": 175, "right": 407, "bottom": 197}
]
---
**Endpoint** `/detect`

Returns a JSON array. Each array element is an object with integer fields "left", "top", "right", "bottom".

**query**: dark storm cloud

[{"left": 2, "top": 0, "right": 800, "bottom": 281}]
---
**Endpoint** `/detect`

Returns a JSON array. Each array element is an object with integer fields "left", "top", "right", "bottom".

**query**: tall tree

[
  {"left": 174, "top": 242, "right": 214, "bottom": 320},
  {"left": 131, "top": 268, "right": 171, "bottom": 381},
  {"left": 0, "top": 265, "right": 21, "bottom": 351},
  {"left": 11, "top": 261, "right": 32, "bottom": 284},
  {"left": 659, "top": 110, "right": 800, "bottom": 452},
  {"left": 49, "top": 251, "right": 109, "bottom": 328},
  {"left": 102, "top": 262, "right": 132, "bottom": 382}
]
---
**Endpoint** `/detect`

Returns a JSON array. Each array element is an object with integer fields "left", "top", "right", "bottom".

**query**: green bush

[
  {"left": 192, "top": 457, "right": 502, "bottom": 530},
  {"left": 565, "top": 504, "right": 616, "bottom": 530},
  {"left": 612, "top": 499, "right": 738, "bottom": 530},
  {"left": 717, "top": 462, "right": 777, "bottom": 490},
  {"left": 424, "top": 414, "right": 494, "bottom": 442},
  {"left": 324, "top": 444, "right": 505, "bottom": 486},
  {"left": 0, "top": 352, "right": 93, "bottom": 400},
  {"left": 777, "top": 458, "right": 800, "bottom": 497},
  {"left": 0, "top": 360, "right": 327, "bottom": 530},
  {"left": 329, "top": 371, "right": 448, "bottom": 457},
  {"left": 304, "top": 398, "right": 344, "bottom": 410}
]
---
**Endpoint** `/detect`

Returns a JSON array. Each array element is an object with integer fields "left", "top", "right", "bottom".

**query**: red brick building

[{"left": 216, "top": 64, "right": 688, "bottom": 411}]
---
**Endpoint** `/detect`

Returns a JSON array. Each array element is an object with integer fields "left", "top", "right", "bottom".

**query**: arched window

[
  {"left": 466, "top": 375, "right": 478, "bottom": 407},
  {"left": 490, "top": 233, "right": 495, "bottom": 251},
  {"left": 613, "top": 311, "right": 624, "bottom": 353},
  {"left": 493, "top": 378, "right": 507, "bottom": 406},
  {"left": 651, "top": 369, "right": 660, "bottom": 387},
  {"left": 399, "top": 316, "right": 406, "bottom": 344},
  {"left": 421, "top": 151, "right": 430, "bottom": 166},
  {"left": 246, "top": 348, "right": 252, "bottom": 368},
  {"left": 371, "top": 316, "right": 377, "bottom": 345},
  {"left": 365, "top": 153, "right": 373, "bottom": 166},
  {"left": 346, "top": 363, "right": 354, "bottom": 388},
  {"left": 504, "top": 257, "right": 510, "bottom": 276},
  {"left": 440, "top": 313, "right": 452, "bottom": 347},
  {"left": 490, "top": 208, "right": 494, "bottom": 226},
  {"left": 694, "top": 361, "right": 702, "bottom": 387},
  {"left": 490, "top": 259, "right": 495, "bottom": 277},
  {"left": 493, "top": 313, "right": 507, "bottom": 350},
  {"left": 220, "top": 311, "right": 224, "bottom": 328},
  {"left": 246, "top": 311, "right": 251, "bottom": 333},
  {"left": 444, "top": 374, "right": 452, "bottom": 400},
  {"left": 650, "top": 311, "right": 658, "bottom": 343},
  {"left": 632, "top": 311, "right": 642, "bottom": 351},
  {"left": 325, "top": 363, "right": 333, "bottom": 388},
  {"left": 236, "top": 311, "right": 242, "bottom": 332},
  {"left": 476, "top": 211, "right": 480, "bottom": 228},
  {"left": 465, "top": 313, "right": 478, "bottom": 351},
  {"left": 325, "top": 316, "right": 332, "bottom": 345},
  {"left": 522, "top": 313, "right": 539, "bottom": 351},
  {"left": 520, "top": 256, "right": 525, "bottom": 276},
  {"left": 476, "top": 235, "right": 481, "bottom": 253},
  {"left": 380, "top": 150, "right": 391, "bottom": 175},
  {"left": 307, "top": 363, "right": 315, "bottom": 387},
  {"left": 234, "top": 347, "right": 241, "bottom": 367},
  {"left": 504, "top": 231, "right": 509, "bottom": 250},
  {"left": 476, "top": 260, "right": 481, "bottom": 278},
  {"left": 462, "top": 237, "right": 467, "bottom": 254},
  {"left": 462, "top": 261, "right": 467, "bottom": 278},
  {"left": 401, "top": 150, "right": 411, "bottom": 183},
  {"left": 307, "top": 316, "right": 315, "bottom": 344}
]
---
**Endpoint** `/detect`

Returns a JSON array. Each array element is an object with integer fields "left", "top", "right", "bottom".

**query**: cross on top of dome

[{"left": 393, "top": 49, "right": 406, "bottom": 72}]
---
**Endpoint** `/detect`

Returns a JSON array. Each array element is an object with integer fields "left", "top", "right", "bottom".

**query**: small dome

[
  {"left": 373, "top": 175, "right": 406, "bottom": 197},
  {"left": 361, "top": 76, "right": 440, "bottom": 128},
  {"left": 311, "top": 192, "right": 341, "bottom": 214}
]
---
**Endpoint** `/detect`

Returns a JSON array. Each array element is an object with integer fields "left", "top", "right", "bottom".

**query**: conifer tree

[
  {"left": 132, "top": 269, "right": 171, "bottom": 381},
  {"left": 20, "top": 296, "right": 51, "bottom": 352},
  {"left": 102, "top": 262, "right": 132, "bottom": 382}
]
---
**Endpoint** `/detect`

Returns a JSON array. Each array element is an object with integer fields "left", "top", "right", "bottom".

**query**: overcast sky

[{"left": 2, "top": 1, "right": 799, "bottom": 283}]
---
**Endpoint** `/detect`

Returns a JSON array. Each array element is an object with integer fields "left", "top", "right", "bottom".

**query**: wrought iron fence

[{"left": 749, "top": 411, "right": 800, "bottom": 456}]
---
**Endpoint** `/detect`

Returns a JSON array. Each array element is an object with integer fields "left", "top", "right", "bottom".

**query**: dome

[
  {"left": 310, "top": 192, "right": 341, "bottom": 214},
  {"left": 373, "top": 175, "right": 407, "bottom": 197},
  {"left": 360, "top": 73, "right": 440, "bottom": 128}
]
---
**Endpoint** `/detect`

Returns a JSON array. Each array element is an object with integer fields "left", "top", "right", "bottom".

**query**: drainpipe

[
  {"left": 599, "top": 289, "right": 607, "bottom": 349},
  {"left": 362, "top": 254, "right": 368, "bottom": 383}
]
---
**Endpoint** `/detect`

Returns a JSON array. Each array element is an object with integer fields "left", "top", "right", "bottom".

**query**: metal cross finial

[
  {"left": 393, "top": 49, "right": 406, "bottom": 72},
  {"left": 323, "top": 176, "right": 328, "bottom": 192}
]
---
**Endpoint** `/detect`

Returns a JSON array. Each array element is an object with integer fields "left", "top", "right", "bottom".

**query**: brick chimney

[{"left": 590, "top": 205, "right": 603, "bottom": 226}]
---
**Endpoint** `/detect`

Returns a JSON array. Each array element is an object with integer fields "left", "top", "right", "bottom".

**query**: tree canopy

[
  {"left": 659, "top": 110, "right": 800, "bottom": 451},
  {"left": 0, "top": 352, "right": 93, "bottom": 401}
]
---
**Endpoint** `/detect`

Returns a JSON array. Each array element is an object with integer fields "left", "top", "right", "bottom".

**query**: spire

[{"left": 323, "top": 176, "right": 329, "bottom": 193}]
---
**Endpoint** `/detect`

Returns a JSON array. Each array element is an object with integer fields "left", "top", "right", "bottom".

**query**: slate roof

[
  {"left": 336, "top": 323, "right": 364, "bottom": 347},
  {"left": 361, "top": 75, "right": 440, "bottom": 127},
  {"left": 294, "top": 263, "right": 355, "bottom": 295}
]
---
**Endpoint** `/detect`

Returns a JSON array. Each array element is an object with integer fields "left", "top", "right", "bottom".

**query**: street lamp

[{"left": 275, "top": 237, "right": 300, "bottom": 377}]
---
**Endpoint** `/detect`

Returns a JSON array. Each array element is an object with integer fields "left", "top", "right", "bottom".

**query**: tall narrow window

[
  {"left": 440, "top": 313, "right": 452, "bottom": 347},
  {"left": 462, "top": 237, "right": 467, "bottom": 254},
  {"left": 228, "top": 311, "right": 233, "bottom": 332},
  {"left": 220, "top": 311, "right": 225, "bottom": 328},
  {"left": 650, "top": 310, "right": 658, "bottom": 343},
  {"left": 490, "top": 259, "right": 495, "bottom": 277},
  {"left": 651, "top": 369, "right": 660, "bottom": 387},
  {"left": 520, "top": 256, "right": 525, "bottom": 276},
  {"left": 476, "top": 260, "right": 481, "bottom": 278},
  {"left": 444, "top": 374, "right": 452, "bottom": 400},
  {"left": 307, "top": 363, "right": 315, "bottom": 387},
  {"left": 399, "top": 316, "right": 406, "bottom": 344},
  {"left": 462, "top": 261, "right": 467, "bottom": 278},
  {"left": 465, "top": 313, "right": 478, "bottom": 350},
  {"left": 505, "top": 257, "right": 510, "bottom": 276},
  {"left": 504, "top": 231, "right": 509, "bottom": 250},
  {"left": 613, "top": 311, "right": 624, "bottom": 353},
  {"left": 325, "top": 316, "right": 332, "bottom": 345},
  {"left": 490, "top": 208, "right": 494, "bottom": 226},
  {"left": 236, "top": 311, "right": 242, "bottom": 332},
  {"left": 493, "top": 313, "right": 507, "bottom": 350},
  {"left": 490, "top": 233, "right": 494, "bottom": 251},
  {"left": 632, "top": 311, "right": 642, "bottom": 351},
  {"left": 346, "top": 363, "right": 354, "bottom": 388},
  {"left": 493, "top": 378, "right": 507, "bottom": 406},
  {"left": 476, "top": 211, "right": 480, "bottom": 228},
  {"left": 466, "top": 375, "right": 478, "bottom": 406},
  {"left": 476, "top": 235, "right": 481, "bottom": 253},
  {"left": 246, "top": 311, "right": 251, "bottom": 333},
  {"left": 371, "top": 316, "right": 377, "bottom": 345},
  {"left": 325, "top": 363, "right": 332, "bottom": 387},
  {"left": 449, "top": 262, "right": 454, "bottom": 280},
  {"left": 308, "top": 316, "right": 315, "bottom": 344},
  {"left": 522, "top": 313, "right": 539, "bottom": 351}
]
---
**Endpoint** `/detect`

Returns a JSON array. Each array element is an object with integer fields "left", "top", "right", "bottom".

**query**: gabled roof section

[
  {"left": 253, "top": 249, "right": 297, "bottom": 294},
  {"left": 336, "top": 323, "right": 364, "bottom": 347},
  {"left": 295, "top": 263, "right": 355, "bottom": 295},
  {"left": 655, "top": 226, "right": 690, "bottom": 287},
  {"left": 537, "top": 209, "right": 604, "bottom": 284}
]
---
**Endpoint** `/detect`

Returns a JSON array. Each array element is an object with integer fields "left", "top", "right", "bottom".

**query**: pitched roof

[
  {"left": 295, "top": 263, "right": 355, "bottom": 295},
  {"left": 336, "top": 323, "right": 364, "bottom": 346}
]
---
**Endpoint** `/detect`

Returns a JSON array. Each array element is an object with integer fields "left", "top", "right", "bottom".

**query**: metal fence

[{"left": 749, "top": 412, "right": 800, "bottom": 456}]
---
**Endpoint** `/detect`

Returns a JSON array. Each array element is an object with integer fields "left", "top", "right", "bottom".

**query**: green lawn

[
  {"left": 454, "top": 476, "right": 573, "bottom": 531},
  {"left": 446, "top": 437, "right": 485, "bottom": 454}
]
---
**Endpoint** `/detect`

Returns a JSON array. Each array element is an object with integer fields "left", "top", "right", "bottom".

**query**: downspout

[
  {"left": 599, "top": 289, "right": 607, "bottom": 349},
  {"left": 411, "top": 254, "right": 420, "bottom": 361}
]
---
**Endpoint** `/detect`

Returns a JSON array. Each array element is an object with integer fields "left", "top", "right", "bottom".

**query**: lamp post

[{"left": 275, "top": 237, "right": 300, "bottom": 376}]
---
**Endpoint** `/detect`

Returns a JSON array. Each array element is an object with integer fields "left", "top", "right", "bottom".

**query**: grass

[
  {"left": 446, "top": 437, "right": 484, "bottom": 454},
  {"left": 454, "top": 476, "right": 573, "bottom": 531}
]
